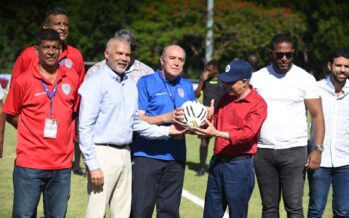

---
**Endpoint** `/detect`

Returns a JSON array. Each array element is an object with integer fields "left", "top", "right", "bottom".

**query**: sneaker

[{"left": 195, "top": 168, "right": 206, "bottom": 176}]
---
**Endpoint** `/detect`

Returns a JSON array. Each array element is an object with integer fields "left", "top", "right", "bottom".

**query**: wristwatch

[{"left": 314, "top": 144, "right": 324, "bottom": 154}]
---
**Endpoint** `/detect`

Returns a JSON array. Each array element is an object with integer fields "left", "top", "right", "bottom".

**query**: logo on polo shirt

[
  {"left": 61, "top": 83, "right": 71, "bottom": 95},
  {"left": 178, "top": 88, "right": 184, "bottom": 98},
  {"left": 60, "top": 58, "right": 73, "bottom": 69}
]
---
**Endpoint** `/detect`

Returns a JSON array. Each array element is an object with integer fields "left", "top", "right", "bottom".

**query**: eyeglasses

[{"left": 272, "top": 52, "right": 294, "bottom": 59}]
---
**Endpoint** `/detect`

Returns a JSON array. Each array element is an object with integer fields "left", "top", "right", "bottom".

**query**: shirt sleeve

[
  {"left": 10, "top": 51, "right": 29, "bottom": 88},
  {"left": 75, "top": 50, "right": 86, "bottom": 87},
  {"left": 78, "top": 75, "right": 103, "bottom": 171},
  {"left": 304, "top": 74, "right": 321, "bottom": 99},
  {"left": 228, "top": 99, "right": 267, "bottom": 145},
  {"left": 133, "top": 111, "right": 170, "bottom": 138},
  {"left": 137, "top": 78, "right": 149, "bottom": 111}
]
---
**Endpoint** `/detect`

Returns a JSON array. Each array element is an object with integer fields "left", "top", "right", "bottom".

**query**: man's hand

[
  {"left": 305, "top": 150, "right": 321, "bottom": 170},
  {"left": 206, "top": 99, "right": 215, "bottom": 120},
  {"left": 169, "top": 124, "right": 188, "bottom": 138},
  {"left": 172, "top": 108, "right": 185, "bottom": 125},
  {"left": 200, "top": 70, "right": 210, "bottom": 82},
  {"left": 89, "top": 168, "right": 104, "bottom": 186},
  {"left": 192, "top": 119, "right": 217, "bottom": 137}
]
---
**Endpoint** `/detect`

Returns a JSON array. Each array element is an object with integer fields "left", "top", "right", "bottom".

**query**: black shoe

[
  {"left": 195, "top": 168, "right": 206, "bottom": 176},
  {"left": 72, "top": 167, "right": 84, "bottom": 176}
]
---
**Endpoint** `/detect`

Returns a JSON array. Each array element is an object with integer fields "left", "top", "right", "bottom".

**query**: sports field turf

[{"left": 0, "top": 124, "right": 333, "bottom": 217}]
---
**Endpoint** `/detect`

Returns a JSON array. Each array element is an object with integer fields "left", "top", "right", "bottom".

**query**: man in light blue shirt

[{"left": 79, "top": 36, "right": 184, "bottom": 218}]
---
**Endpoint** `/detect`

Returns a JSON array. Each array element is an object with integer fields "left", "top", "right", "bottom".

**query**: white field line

[{"left": 182, "top": 189, "right": 229, "bottom": 218}]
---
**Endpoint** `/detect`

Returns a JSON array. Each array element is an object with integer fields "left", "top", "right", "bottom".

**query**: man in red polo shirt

[
  {"left": 193, "top": 60, "right": 267, "bottom": 218},
  {"left": 3, "top": 29, "right": 79, "bottom": 217},
  {"left": 10, "top": 7, "right": 86, "bottom": 175}
]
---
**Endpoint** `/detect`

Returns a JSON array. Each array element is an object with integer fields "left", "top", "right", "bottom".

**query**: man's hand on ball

[{"left": 191, "top": 119, "right": 217, "bottom": 137}]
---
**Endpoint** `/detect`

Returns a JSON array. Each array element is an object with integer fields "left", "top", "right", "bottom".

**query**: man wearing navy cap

[{"left": 193, "top": 60, "right": 267, "bottom": 218}]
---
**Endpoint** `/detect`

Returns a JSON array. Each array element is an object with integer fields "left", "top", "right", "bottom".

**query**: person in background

[
  {"left": 85, "top": 29, "right": 153, "bottom": 82},
  {"left": 193, "top": 60, "right": 267, "bottom": 218},
  {"left": 4, "top": 29, "right": 80, "bottom": 217},
  {"left": 246, "top": 52, "right": 259, "bottom": 72},
  {"left": 307, "top": 49, "right": 349, "bottom": 218},
  {"left": 250, "top": 33, "right": 325, "bottom": 218},
  {"left": 10, "top": 7, "right": 86, "bottom": 176},
  {"left": 194, "top": 60, "right": 225, "bottom": 176}
]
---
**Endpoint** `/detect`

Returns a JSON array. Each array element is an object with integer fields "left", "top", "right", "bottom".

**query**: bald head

[{"left": 160, "top": 45, "right": 186, "bottom": 81}]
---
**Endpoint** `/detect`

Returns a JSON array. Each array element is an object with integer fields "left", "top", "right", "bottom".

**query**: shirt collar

[
  {"left": 32, "top": 64, "right": 65, "bottom": 85},
  {"left": 156, "top": 69, "right": 181, "bottom": 85},
  {"left": 325, "top": 75, "right": 349, "bottom": 97},
  {"left": 103, "top": 63, "right": 130, "bottom": 82},
  {"left": 233, "top": 85, "right": 255, "bottom": 103}
]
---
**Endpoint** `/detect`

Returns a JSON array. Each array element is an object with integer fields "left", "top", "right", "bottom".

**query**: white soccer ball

[{"left": 180, "top": 101, "right": 207, "bottom": 129}]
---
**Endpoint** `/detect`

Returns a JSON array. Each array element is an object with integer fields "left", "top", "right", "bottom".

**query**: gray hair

[
  {"left": 114, "top": 29, "right": 136, "bottom": 53},
  {"left": 161, "top": 44, "right": 186, "bottom": 59},
  {"left": 105, "top": 36, "right": 131, "bottom": 51}
]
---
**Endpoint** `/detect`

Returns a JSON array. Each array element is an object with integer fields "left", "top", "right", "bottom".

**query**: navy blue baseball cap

[{"left": 218, "top": 60, "right": 252, "bottom": 83}]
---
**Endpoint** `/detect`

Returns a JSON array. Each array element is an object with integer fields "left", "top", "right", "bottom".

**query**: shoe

[
  {"left": 72, "top": 167, "right": 84, "bottom": 176},
  {"left": 195, "top": 168, "right": 206, "bottom": 176}
]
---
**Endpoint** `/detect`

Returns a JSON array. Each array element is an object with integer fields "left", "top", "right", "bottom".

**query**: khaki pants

[{"left": 85, "top": 145, "right": 131, "bottom": 218}]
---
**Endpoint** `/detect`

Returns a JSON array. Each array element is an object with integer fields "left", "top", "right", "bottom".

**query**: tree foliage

[
  {"left": 130, "top": 0, "right": 306, "bottom": 77},
  {"left": 0, "top": 0, "right": 347, "bottom": 79}
]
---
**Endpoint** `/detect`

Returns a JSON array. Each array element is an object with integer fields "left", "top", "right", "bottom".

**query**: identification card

[{"left": 44, "top": 119, "right": 58, "bottom": 138}]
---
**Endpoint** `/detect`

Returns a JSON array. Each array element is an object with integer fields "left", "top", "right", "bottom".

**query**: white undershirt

[{"left": 250, "top": 64, "right": 320, "bottom": 149}]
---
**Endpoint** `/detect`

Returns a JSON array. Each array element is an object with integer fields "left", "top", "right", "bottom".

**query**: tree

[{"left": 130, "top": 0, "right": 306, "bottom": 78}]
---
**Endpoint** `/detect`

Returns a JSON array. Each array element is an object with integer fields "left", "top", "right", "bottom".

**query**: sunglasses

[{"left": 272, "top": 52, "right": 294, "bottom": 59}]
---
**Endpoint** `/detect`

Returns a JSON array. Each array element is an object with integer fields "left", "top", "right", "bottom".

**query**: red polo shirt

[
  {"left": 213, "top": 87, "right": 267, "bottom": 156},
  {"left": 3, "top": 65, "right": 79, "bottom": 170},
  {"left": 10, "top": 45, "right": 85, "bottom": 88}
]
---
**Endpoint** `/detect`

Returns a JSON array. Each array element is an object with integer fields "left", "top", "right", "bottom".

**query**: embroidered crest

[
  {"left": 64, "top": 58, "right": 73, "bottom": 69},
  {"left": 61, "top": 83, "right": 71, "bottom": 95},
  {"left": 225, "top": 64, "right": 230, "bottom": 72},
  {"left": 178, "top": 88, "right": 185, "bottom": 98}
]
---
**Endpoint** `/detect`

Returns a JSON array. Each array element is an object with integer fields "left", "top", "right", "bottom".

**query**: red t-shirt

[
  {"left": 10, "top": 45, "right": 85, "bottom": 88},
  {"left": 3, "top": 65, "right": 79, "bottom": 170},
  {"left": 213, "top": 87, "right": 267, "bottom": 156}
]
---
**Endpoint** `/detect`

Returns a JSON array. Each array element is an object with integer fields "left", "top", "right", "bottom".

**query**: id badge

[{"left": 44, "top": 119, "right": 58, "bottom": 138}]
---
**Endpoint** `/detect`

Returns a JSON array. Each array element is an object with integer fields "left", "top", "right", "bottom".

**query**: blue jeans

[
  {"left": 203, "top": 155, "right": 255, "bottom": 218},
  {"left": 254, "top": 147, "right": 307, "bottom": 218},
  {"left": 308, "top": 165, "right": 349, "bottom": 218},
  {"left": 12, "top": 165, "right": 71, "bottom": 218}
]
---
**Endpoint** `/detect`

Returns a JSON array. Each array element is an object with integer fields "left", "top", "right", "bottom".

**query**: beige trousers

[{"left": 85, "top": 145, "right": 131, "bottom": 218}]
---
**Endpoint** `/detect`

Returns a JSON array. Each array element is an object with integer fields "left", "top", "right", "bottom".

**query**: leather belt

[
  {"left": 95, "top": 143, "right": 129, "bottom": 149},
  {"left": 215, "top": 154, "right": 252, "bottom": 162}
]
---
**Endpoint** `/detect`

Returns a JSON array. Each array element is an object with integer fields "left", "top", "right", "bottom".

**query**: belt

[
  {"left": 215, "top": 154, "right": 252, "bottom": 162},
  {"left": 95, "top": 143, "right": 129, "bottom": 149}
]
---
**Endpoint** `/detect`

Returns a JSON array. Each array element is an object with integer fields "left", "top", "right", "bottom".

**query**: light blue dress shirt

[{"left": 78, "top": 63, "right": 169, "bottom": 171}]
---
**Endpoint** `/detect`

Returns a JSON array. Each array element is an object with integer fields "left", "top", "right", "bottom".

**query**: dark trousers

[
  {"left": 203, "top": 155, "right": 255, "bottom": 218},
  {"left": 254, "top": 147, "right": 307, "bottom": 218},
  {"left": 131, "top": 157, "right": 185, "bottom": 218}
]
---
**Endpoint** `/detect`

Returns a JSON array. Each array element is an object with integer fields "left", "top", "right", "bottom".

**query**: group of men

[{"left": 1, "top": 6, "right": 349, "bottom": 218}]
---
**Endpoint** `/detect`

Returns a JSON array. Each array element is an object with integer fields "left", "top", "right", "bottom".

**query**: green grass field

[{"left": 0, "top": 125, "right": 333, "bottom": 217}]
